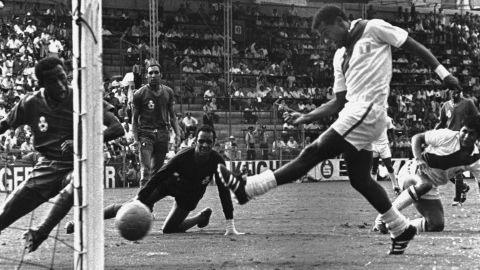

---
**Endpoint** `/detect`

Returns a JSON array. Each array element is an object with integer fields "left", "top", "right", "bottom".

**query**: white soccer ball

[{"left": 115, "top": 200, "right": 152, "bottom": 241}]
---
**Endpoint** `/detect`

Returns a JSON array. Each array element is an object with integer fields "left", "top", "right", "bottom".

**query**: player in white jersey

[
  {"left": 217, "top": 5, "right": 461, "bottom": 255},
  {"left": 371, "top": 116, "right": 400, "bottom": 195},
  {"left": 373, "top": 115, "right": 480, "bottom": 233}
]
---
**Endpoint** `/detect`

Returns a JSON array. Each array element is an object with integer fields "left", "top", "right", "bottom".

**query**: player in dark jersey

[
  {"left": 374, "top": 114, "right": 480, "bottom": 233},
  {"left": 436, "top": 89, "right": 478, "bottom": 205},
  {"left": 132, "top": 64, "right": 180, "bottom": 187},
  {"left": 0, "top": 57, "right": 125, "bottom": 253},
  {"left": 66, "top": 125, "right": 243, "bottom": 235}
]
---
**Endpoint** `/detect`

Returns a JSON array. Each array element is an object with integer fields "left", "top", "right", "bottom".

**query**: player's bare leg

[
  {"left": 151, "top": 140, "right": 168, "bottom": 181},
  {"left": 0, "top": 183, "right": 50, "bottom": 253},
  {"left": 383, "top": 157, "right": 400, "bottom": 195},
  {"left": 219, "top": 129, "right": 346, "bottom": 204},
  {"left": 0, "top": 182, "right": 46, "bottom": 232},
  {"left": 452, "top": 174, "right": 469, "bottom": 206},
  {"left": 373, "top": 174, "right": 427, "bottom": 233},
  {"left": 220, "top": 128, "right": 415, "bottom": 254},
  {"left": 343, "top": 148, "right": 415, "bottom": 255},
  {"left": 139, "top": 139, "right": 154, "bottom": 188},
  {"left": 412, "top": 199, "right": 444, "bottom": 232},
  {"left": 26, "top": 183, "right": 74, "bottom": 253},
  {"left": 162, "top": 203, "right": 212, "bottom": 233},
  {"left": 374, "top": 173, "right": 443, "bottom": 234}
]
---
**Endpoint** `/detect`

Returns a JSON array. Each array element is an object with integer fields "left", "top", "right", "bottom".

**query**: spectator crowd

[{"left": 2, "top": 1, "right": 480, "bottom": 183}]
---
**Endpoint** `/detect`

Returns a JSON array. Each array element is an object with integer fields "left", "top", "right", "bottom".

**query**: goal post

[{"left": 72, "top": 0, "right": 104, "bottom": 269}]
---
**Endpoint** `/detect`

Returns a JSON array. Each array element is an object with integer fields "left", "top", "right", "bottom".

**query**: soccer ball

[{"left": 115, "top": 200, "right": 152, "bottom": 241}]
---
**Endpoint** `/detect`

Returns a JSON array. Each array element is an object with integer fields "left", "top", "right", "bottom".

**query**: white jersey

[
  {"left": 409, "top": 129, "right": 480, "bottom": 186},
  {"left": 332, "top": 19, "right": 408, "bottom": 108},
  {"left": 373, "top": 116, "right": 394, "bottom": 145}
]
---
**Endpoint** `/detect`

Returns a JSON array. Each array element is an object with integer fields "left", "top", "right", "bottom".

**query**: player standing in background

[
  {"left": 132, "top": 64, "right": 180, "bottom": 187},
  {"left": 373, "top": 115, "right": 480, "bottom": 233},
  {"left": 67, "top": 125, "right": 242, "bottom": 235},
  {"left": 435, "top": 88, "right": 478, "bottom": 206},
  {"left": 0, "top": 57, "right": 125, "bottom": 253},
  {"left": 371, "top": 116, "right": 400, "bottom": 195},
  {"left": 218, "top": 5, "right": 462, "bottom": 255}
]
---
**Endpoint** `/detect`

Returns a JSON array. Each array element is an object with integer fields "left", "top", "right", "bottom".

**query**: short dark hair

[
  {"left": 147, "top": 63, "right": 161, "bottom": 71},
  {"left": 463, "top": 114, "right": 480, "bottom": 136},
  {"left": 196, "top": 125, "right": 216, "bottom": 141},
  {"left": 35, "top": 57, "right": 65, "bottom": 86},
  {"left": 312, "top": 5, "right": 347, "bottom": 32}
]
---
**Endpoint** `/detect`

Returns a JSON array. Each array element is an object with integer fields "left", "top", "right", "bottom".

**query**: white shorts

[
  {"left": 372, "top": 143, "right": 392, "bottom": 159},
  {"left": 331, "top": 102, "right": 387, "bottom": 151},
  {"left": 397, "top": 160, "right": 440, "bottom": 200}
]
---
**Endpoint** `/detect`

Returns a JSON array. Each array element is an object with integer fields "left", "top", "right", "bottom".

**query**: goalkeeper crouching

[{"left": 66, "top": 125, "right": 243, "bottom": 236}]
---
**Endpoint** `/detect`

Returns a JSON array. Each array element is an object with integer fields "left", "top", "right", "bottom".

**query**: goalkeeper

[{"left": 66, "top": 125, "right": 243, "bottom": 236}]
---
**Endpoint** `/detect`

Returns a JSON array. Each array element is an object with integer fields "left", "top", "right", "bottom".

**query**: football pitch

[{"left": 1, "top": 181, "right": 480, "bottom": 269}]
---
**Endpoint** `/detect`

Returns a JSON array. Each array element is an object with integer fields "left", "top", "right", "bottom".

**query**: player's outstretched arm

[
  {"left": 286, "top": 91, "right": 346, "bottom": 125},
  {"left": 401, "top": 37, "right": 461, "bottom": 90},
  {"left": 224, "top": 219, "right": 244, "bottom": 235},
  {"left": 214, "top": 169, "right": 244, "bottom": 235}
]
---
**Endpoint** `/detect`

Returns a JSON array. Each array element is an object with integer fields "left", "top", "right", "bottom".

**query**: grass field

[{"left": 1, "top": 180, "right": 480, "bottom": 269}]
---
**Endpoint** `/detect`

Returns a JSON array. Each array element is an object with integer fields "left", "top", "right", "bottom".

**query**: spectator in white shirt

[
  {"left": 122, "top": 116, "right": 134, "bottom": 144},
  {"left": 48, "top": 36, "right": 63, "bottom": 58},
  {"left": 20, "top": 134, "right": 35, "bottom": 157},
  {"left": 1, "top": 73, "right": 15, "bottom": 91},
  {"left": 272, "top": 138, "right": 287, "bottom": 159},
  {"left": 182, "top": 112, "right": 198, "bottom": 136},
  {"left": 224, "top": 135, "right": 239, "bottom": 160},
  {"left": 203, "top": 88, "right": 215, "bottom": 102},
  {"left": 4, "top": 128, "right": 17, "bottom": 151},
  {"left": 114, "top": 87, "right": 127, "bottom": 104},
  {"left": 24, "top": 21, "right": 37, "bottom": 35},
  {"left": 6, "top": 34, "right": 23, "bottom": 50},
  {"left": 286, "top": 136, "right": 299, "bottom": 158}
]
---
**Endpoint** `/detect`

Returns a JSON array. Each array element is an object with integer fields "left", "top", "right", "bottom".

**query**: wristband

[{"left": 434, "top": 65, "right": 450, "bottom": 80}]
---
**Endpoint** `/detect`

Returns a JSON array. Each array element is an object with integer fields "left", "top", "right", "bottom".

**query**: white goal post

[{"left": 72, "top": 0, "right": 104, "bottom": 269}]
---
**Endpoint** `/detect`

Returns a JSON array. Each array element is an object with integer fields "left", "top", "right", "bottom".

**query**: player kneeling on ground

[
  {"left": 66, "top": 125, "right": 243, "bottom": 236},
  {"left": 373, "top": 114, "right": 480, "bottom": 234}
]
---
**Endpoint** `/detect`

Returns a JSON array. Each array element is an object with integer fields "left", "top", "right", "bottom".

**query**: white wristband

[{"left": 434, "top": 65, "right": 450, "bottom": 80}]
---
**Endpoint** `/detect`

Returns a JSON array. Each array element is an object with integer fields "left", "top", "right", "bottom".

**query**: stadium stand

[{"left": 1, "top": 0, "right": 480, "bottom": 174}]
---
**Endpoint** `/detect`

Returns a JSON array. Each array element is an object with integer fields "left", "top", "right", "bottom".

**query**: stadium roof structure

[{"left": 309, "top": 0, "right": 370, "bottom": 3}]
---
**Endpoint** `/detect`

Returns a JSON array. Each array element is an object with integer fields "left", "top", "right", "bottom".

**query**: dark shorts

[
  {"left": 25, "top": 157, "right": 73, "bottom": 199},
  {"left": 174, "top": 189, "right": 204, "bottom": 211},
  {"left": 140, "top": 176, "right": 206, "bottom": 211},
  {"left": 138, "top": 128, "right": 170, "bottom": 143}
]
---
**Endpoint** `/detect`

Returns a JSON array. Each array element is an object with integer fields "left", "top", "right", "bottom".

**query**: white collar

[{"left": 349, "top": 19, "right": 363, "bottom": 32}]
